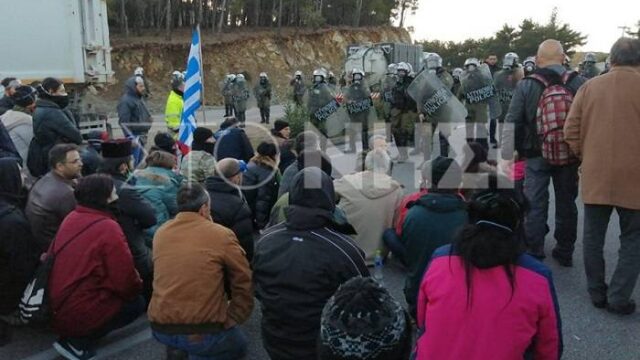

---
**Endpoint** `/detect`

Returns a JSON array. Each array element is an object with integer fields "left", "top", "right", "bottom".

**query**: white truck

[{"left": 0, "top": 0, "right": 114, "bottom": 135}]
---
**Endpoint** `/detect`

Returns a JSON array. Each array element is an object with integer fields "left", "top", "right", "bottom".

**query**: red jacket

[{"left": 49, "top": 206, "right": 142, "bottom": 337}]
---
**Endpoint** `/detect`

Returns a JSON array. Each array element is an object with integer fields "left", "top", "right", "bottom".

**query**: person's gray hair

[
  {"left": 364, "top": 149, "right": 391, "bottom": 173},
  {"left": 609, "top": 37, "right": 640, "bottom": 67},
  {"left": 177, "top": 183, "right": 210, "bottom": 213},
  {"left": 368, "top": 135, "right": 387, "bottom": 150}
]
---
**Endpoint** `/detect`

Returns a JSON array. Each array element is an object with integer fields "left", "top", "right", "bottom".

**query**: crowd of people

[{"left": 0, "top": 36, "right": 638, "bottom": 360}]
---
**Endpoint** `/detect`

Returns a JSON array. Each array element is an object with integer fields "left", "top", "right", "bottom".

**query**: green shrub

[{"left": 280, "top": 102, "right": 310, "bottom": 139}]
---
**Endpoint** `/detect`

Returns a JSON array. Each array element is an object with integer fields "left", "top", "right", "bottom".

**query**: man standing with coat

[
  {"left": 501, "top": 39, "right": 586, "bottom": 266},
  {"left": 564, "top": 38, "right": 640, "bottom": 315},
  {"left": 118, "top": 76, "right": 152, "bottom": 142}
]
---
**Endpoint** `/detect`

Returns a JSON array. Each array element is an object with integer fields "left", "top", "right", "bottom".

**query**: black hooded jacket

[
  {"left": 0, "top": 159, "right": 38, "bottom": 314},
  {"left": 0, "top": 95, "right": 14, "bottom": 116},
  {"left": 252, "top": 168, "right": 369, "bottom": 359},
  {"left": 205, "top": 176, "right": 255, "bottom": 261},
  {"left": 117, "top": 77, "right": 152, "bottom": 136}
]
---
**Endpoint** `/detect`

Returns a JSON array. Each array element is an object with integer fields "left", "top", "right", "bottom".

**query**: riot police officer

[
  {"left": 581, "top": 52, "right": 600, "bottom": 79},
  {"left": 459, "top": 58, "right": 494, "bottom": 149},
  {"left": 233, "top": 74, "right": 250, "bottom": 127},
  {"left": 307, "top": 68, "right": 338, "bottom": 151},
  {"left": 254, "top": 72, "right": 272, "bottom": 124},
  {"left": 390, "top": 62, "right": 417, "bottom": 162},
  {"left": 492, "top": 52, "right": 524, "bottom": 148},
  {"left": 290, "top": 70, "right": 306, "bottom": 106},
  {"left": 381, "top": 63, "right": 397, "bottom": 141},
  {"left": 344, "top": 68, "right": 373, "bottom": 152}
]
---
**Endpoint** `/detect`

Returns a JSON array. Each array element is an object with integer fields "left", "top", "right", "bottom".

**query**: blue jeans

[
  {"left": 153, "top": 327, "right": 247, "bottom": 360},
  {"left": 524, "top": 157, "right": 579, "bottom": 258}
]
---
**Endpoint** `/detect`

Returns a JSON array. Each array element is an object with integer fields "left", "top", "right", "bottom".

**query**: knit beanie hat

[
  {"left": 318, "top": 277, "right": 411, "bottom": 360},
  {"left": 192, "top": 127, "right": 214, "bottom": 146},
  {"left": 153, "top": 132, "right": 176, "bottom": 154},
  {"left": 273, "top": 120, "right": 290, "bottom": 133},
  {"left": 11, "top": 85, "right": 37, "bottom": 107},
  {"left": 257, "top": 142, "right": 278, "bottom": 158}
]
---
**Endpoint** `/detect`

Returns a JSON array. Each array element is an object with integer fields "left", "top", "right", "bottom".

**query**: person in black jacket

[
  {"left": 205, "top": 158, "right": 254, "bottom": 261},
  {"left": 242, "top": 142, "right": 280, "bottom": 230},
  {"left": 29, "top": 78, "right": 82, "bottom": 177},
  {"left": 253, "top": 167, "right": 369, "bottom": 360},
  {"left": 0, "top": 159, "right": 38, "bottom": 339},
  {"left": 271, "top": 120, "right": 295, "bottom": 174},
  {"left": 213, "top": 117, "right": 254, "bottom": 162},
  {"left": 99, "top": 139, "right": 157, "bottom": 302},
  {"left": 117, "top": 77, "right": 152, "bottom": 140},
  {"left": 0, "top": 121, "right": 20, "bottom": 165}
]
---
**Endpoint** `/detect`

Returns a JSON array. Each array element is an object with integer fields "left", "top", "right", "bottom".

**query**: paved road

[{"left": 3, "top": 112, "right": 639, "bottom": 359}]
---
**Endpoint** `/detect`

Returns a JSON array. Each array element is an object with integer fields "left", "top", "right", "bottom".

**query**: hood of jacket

[
  {"left": 1, "top": 108, "right": 32, "bottom": 131},
  {"left": 250, "top": 154, "right": 278, "bottom": 170},
  {"left": 335, "top": 171, "right": 402, "bottom": 200},
  {"left": 134, "top": 166, "right": 177, "bottom": 185},
  {"left": 124, "top": 77, "right": 142, "bottom": 98},
  {"left": 412, "top": 193, "right": 466, "bottom": 213},
  {"left": 288, "top": 167, "right": 335, "bottom": 211},
  {"left": 35, "top": 97, "right": 62, "bottom": 110}
]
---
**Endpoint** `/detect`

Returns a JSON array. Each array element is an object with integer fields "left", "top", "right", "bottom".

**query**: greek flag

[{"left": 178, "top": 27, "right": 202, "bottom": 151}]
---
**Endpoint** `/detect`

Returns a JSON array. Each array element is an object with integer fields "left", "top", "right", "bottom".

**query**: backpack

[
  {"left": 19, "top": 218, "right": 105, "bottom": 326},
  {"left": 528, "top": 71, "right": 579, "bottom": 166}
]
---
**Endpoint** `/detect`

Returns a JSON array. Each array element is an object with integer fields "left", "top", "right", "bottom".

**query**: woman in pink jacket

[{"left": 415, "top": 187, "right": 562, "bottom": 360}]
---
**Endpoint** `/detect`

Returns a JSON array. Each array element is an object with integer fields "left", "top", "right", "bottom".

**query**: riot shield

[
  {"left": 407, "top": 70, "right": 468, "bottom": 124},
  {"left": 461, "top": 63, "right": 495, "bottom": 105}
]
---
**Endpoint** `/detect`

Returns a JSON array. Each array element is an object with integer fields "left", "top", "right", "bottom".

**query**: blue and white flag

[{"left": 178, "top": 27, "right": 202, "bottom": 152}]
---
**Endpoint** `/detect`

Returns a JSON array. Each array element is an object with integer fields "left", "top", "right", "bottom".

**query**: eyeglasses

[{"left": 65, "top": 158, "right": 82, "bottom": 165}]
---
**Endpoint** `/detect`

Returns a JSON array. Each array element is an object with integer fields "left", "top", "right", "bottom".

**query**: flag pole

[{"left": 197, "top": 24, "right": 207, "bottom": 126}]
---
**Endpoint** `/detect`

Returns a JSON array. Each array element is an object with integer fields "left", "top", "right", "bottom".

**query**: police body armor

[
  {"left": 344, "top": 81, "right": 373, "bottom": 117},
  {"left": 493, "top": 68, "right": 520, "bottom": 109},
  {"left": 407, "top": 71, "right": 467, "bottom": 124},
  {"left": 391, "top": 76, "right": 417, "bottom": 112}
]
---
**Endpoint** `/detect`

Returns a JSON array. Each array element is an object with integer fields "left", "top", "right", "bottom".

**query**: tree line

[
  {"left": 107, "top": 0, "right": 419, "bottom": 38},
  {"left": 420, "top": 9, "right": 589, "bottom": 68}
]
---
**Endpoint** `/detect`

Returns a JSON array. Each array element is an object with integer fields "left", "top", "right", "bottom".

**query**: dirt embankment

[{"left": 103, "top": 27, "right": 411, "bottom": 112}]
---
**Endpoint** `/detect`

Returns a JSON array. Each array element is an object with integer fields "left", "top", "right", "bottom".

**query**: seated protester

[
  {"left": 99, "top": 139, "right": 157, "bottom": 302},
  {"left": 242, "top": 142, "right": 280, "bottom": 230},
  {"left": 1, "top": 85, "right": 37, "bottom": 166},
  {"left": 0, "top": 159, "right": 38, "bottom": 331},
  {"left": 205, "top": 158, "right": 255, "bottom": 261},
  {"left": 179, "top": 127, "right": 216, "bottom": 184},
  {"left": 318, "top": 277, "right": 412, "bottom": 360},
  {"left": 133, "top": 150, "right": 182, "bottom": 241},
  {"left": 414, "top": 187, "right": 561, "bottom": 360},
  {"left": 278, "top": 131, "right": 320, "bottom": 197},
  {"left": 354, "top": 134, "right": 393, "bottom": 174},
  {"left": 29, "top": 78, "right": 83, "bottom": 177},
  {"left": 271, "top": 120, "right": 295, "bottom": 174},
  {"left": 26, "top": 144, "right": 82, "bottom": 252},
  {"left": 461, "top": 141, "right": 497, "bottom": 199},
  {"left": 268, "top": 149, "right": 334, "bottom": 227},
  {"left": 149, "top": 183, "right": 253, "bottom": 360},
  {"left": 213, "top": 117, "right": 254, "bottom": 162},
  {"left": 401, "top": 157, "right": 468, "bottom": 318},
  {"left": 50, "top": 174, "right": 144, "bottom": 360},
  {"left": 79, "top": 130, "right": 106, "bottom": 177},
  {"left": 253, "top": 167, "right": 369, "bottom": 360},
  {"left": 334, "top": 149, "right": 403, "bottom": 264}
]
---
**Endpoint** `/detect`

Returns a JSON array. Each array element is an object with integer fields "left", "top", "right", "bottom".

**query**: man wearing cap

[
  {"left": 99, "top": 139, "right": 157, "bottom": 301},
  {"left": 1, "top": 85, "right": 35, "bottom": 165},
  {"left": 254, "top": 72, "right": 272, "bottom": 124},
  {"left": 0, "top": 77, "right": 21, "bottom": 116},
  {"left": 117, "top": 76, "right": 152, "bottom": 142},
  {"left": 205, "top": 158, "right": 254, "bottom": 261},
  {"left": 164, "top": 72, "right": 184, "bottom": 137}
]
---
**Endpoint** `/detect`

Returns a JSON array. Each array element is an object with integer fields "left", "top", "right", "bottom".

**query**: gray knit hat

[{"left": 318, "top": 277, "right": 410, "bottom": 360}]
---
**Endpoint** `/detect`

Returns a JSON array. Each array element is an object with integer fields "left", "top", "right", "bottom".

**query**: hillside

[{"left": 102, "top": 27, "right": 411, "bottom": 112}]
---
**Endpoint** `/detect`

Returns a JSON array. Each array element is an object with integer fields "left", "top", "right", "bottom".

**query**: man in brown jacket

[
  {"left": 148, "top": 183, "right": 254, "bottom": 358},
  {"left": 564, "top": 37, "right": 640, "bottom": 315}
]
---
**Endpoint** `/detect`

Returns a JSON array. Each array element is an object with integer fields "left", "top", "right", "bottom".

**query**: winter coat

[
  {"left": 79, "top": 145, "right": 102, "bottom": 176},
  {"left": 205, "top": 176, "right": 255, "bottom": 261},
  {"left": 148, "top": 212, "right": 253, "bottom": 334},
  {"left": 133, "top": 166, "right": 182, "bottom": 239},
  {"left": 501, "top": 65, "right": 586, "bottom": 160},
  {"left": 254, "top": 81, "right": 272, "bottom": 108},
  {"left": 394, "top": 189, "right": 428, "bottom": 236},
  {"left": 0, "top": 120, "right": 20, "bottom": 164},
  {"left": 111, "top": 174, "right": 157, "bottom": 279},
  {"left": 29, "top": 99, "right": 82, "bottom": 176},
  {"left": 242, "top": 156, "right": 280, "bottom": 230},
  {"left": 117, "top": 77, "right": 152, "bottom": 136},
  {"left": 565, "top": 66, "right": 640, "bottom": 210},
  {"left": 0, "top": 159, "right": 38, "bottom": 315},
  {"left": 415, "top": 245, "right": 562, "bottom": 360},
  {"left": 214, "top": 127, "right": 254, "bottom": 162},
  {"left": 278, "top": 160, "right": 299, "bottom": 197},
  {"left": 253, "top": 170, "right": 368, "bottom": 359},
  {"left": 0, "top": 95, "right": 14, "bottom": 116},
  {"left": 49, "top": 206, "right": 142, "bottom": 338},
  {"left": 334, "top": 171, "right": 403, "bottom": 263},
  {"left": 1, "top": 107, "right": 33, "bottom": 164},
  {"left": 25, "top": 172, "right": 76, "bottom": 252},
  {"left": 273, "top": 133, "right": 295, "bottom": 174},
  {"left": 164, "top": 90, "right": 183, "bottom": 131},
  {"left": 400, "top": 192, "right": 468, "bottom": 317},
  {"left": 179, "top": 150, "right": 216, "bottom": 184}
]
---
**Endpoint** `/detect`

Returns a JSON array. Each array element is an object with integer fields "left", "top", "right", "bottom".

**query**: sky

[{"left": 404, "top": 0, "right": 639, "bottom": 53}]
